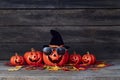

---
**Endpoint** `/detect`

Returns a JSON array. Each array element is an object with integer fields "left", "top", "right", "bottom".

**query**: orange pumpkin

[
  {"left": 24, "top": 48, "right": 43, "bottom": 66},
  {"left": 82, "top": 51, "right": 96, "bottom": 65},
  {"left": 69, "top": 51, "right": 82, "bottom": 65},
  {"left": 43, "top": 47, "right": 69, "bottom": 66},
  {"left": 10, "top": 53, "right": 24, "bottom": 66}
]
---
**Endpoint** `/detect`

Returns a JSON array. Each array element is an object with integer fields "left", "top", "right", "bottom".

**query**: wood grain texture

[
  {"left": 0, "top": 0, "right": 58, "bottom": 8},
  {"left": 0, "top": 26, "right": 119, "bottom": 60},
  {"left": 0, "top": 0, "right": 120, "bottom": 8},
  {"left": 0, "top": 43, "right": 120, "bottom": 60},
  {"left": 0, "top": 9, "right": 120, "bottom": 26},
  {"left": 59, "top": 0, "right": 120, "bottom": 8},
  {"left": 0, "top": 26, "right": 119, "bottom": 43},
  {"left": 0, "top": 2, "right": 119, "bottom": 60}
]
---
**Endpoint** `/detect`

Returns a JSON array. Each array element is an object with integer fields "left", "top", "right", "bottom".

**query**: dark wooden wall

[{"left": 0, "top": 0, "right": 120, "bottom": 60}]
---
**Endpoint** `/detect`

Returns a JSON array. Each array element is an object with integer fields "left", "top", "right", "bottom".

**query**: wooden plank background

[
  {"left": 0, "top": 0, "right": 120, "bottom": 60},
  {"left": 0, "top": 9, "right": 120, "bottom": 26},
  {"left": 0, "top": 0, "right": 120, "bottom": 8}
]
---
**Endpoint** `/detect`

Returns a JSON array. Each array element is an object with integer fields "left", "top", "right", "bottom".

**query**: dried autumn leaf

[
  {"left": 96, "top": 63, "right": 107, "bottom": 68},
  {"left": 16, "top": 66, "right": 23, "bottom": 69},
  {"left": 25, "top": 66, "right": 37, "bottom": 70},
  {"left": 78, "top": 64, "right": 89, "bottom": 67},
  {"left": 46, "top": 65, "right": 61, "bottom": 71},
  {"left": 8, "top": 68, "right": 18, "bottom": 71},
  {"left": 78, "top": 67, "right": 87, "bottom": 70},
  {"left": 69, "top": 66, "right": 79, "bottom": 71},
  {"left": 8, "top": 66, "right": 23, "bottom": 72},
  {"left": 62, "top": 67, "right": 70, "bottom": 71}
]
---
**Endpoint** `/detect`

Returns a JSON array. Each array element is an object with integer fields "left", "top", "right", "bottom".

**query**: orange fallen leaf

[
  {"left": 78, "top": 67, "right": 87, "bottom": 70},
  {"left": 25, "top": 66, "right": 37, "bottom": 70},
  {"left": 96, "top": 63, "right": 107, "bottom": 68},
  {"left": 62, "top": 67, "right": 70, "bottom": 71}
]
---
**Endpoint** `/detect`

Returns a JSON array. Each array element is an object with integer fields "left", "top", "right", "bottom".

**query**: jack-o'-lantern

[
  {"left": 24, "top": 48, "right": 43, "bottom": 66},
  {"left": 69, "top": 51, "right": 82, "bottom": 65},
  {"left": 10, "top": 53, "right": 24, "bottom": 66},
  {"left": 43, "top": 46, "right": 69, "bottom": 66},
  {"left": 42, "top": 30, "right": 69, "bottom": 66},
  {"left": 82, "top": 51, "right": 96, "bottom": 65}
]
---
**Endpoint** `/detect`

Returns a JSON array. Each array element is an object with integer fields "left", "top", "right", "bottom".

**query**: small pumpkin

[
  {"left": 43, "top": 47, "right": 69, "bottom": 66},
  {"left": 69, "top": 51, "right": 82, "bottom": 65},
  {"left": 24, "top": 48, "right": 43, "bottom": 66},
  {"left": 10, "top": 53, "right": 24, "bottom": 66},
  {"left": 82, "top": 51, "right": 96, "bottom": 65}
]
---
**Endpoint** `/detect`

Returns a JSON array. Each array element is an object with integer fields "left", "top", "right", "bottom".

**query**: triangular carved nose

[{"left": 53, "top": 54, "right": 56, "bottom": 57}]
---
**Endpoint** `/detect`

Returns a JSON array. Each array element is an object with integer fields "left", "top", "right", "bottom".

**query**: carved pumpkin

[
  {"left": 43, "top": 47, "right": 69, "bottom": 66},
  {"left": 24, "top": 48, "right": 43, "bottom": 66},
  {"left": 69, "top": 51, "right": 82, "bottom": 65},
  {"left": 10, "top": 53, "right": 24, "bottom": 66},
  {"left": 82, "top": 51, "right": 96, "bottom": 65}
]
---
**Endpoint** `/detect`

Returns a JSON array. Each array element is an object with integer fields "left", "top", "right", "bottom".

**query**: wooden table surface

[{"left": 0, "top": 59, "right": 120, "bottom": 80}]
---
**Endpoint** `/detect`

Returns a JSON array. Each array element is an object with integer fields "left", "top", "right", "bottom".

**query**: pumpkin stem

[
  {"left": 31, "top": 48, "right": 35, "bottom": 52},
  {"left": 73, "top": 51, "right": 76, "bottom": 54},
  {"left": 86, "top": 51, "right": 90, "bottom": 54},
  {"left": 15, "top": 53, "right": 18, "bottom": 56}
]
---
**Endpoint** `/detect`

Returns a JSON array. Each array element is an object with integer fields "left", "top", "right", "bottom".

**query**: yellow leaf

[
  {"left": 8, "top": 66, "right": 23, "bottom": 72},
  {"left": 47, "top": 65, "right": 61, "bottom": 71},
  {"left": 96, "top": 63, "right": 106, "bottom": 68},
  {"left": 69, "top": 67, "right": 79, "bottom": 71}
]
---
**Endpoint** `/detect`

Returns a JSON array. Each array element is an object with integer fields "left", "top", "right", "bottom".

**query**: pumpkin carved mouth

[
  {"left": 29, "top": 58, "right": 40, "bottom": 62},
  {"left": 83, "top": 59, "right": 90, "bottom": 63},
  {"left": 84, "top": 60, "right": 89, "bottom": 63},
  {"left": 15, "top": 60, "right": 21, "bottom": 64},
  {"left": 48, "top": 56, "right": 63, "bottom": 63}
]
